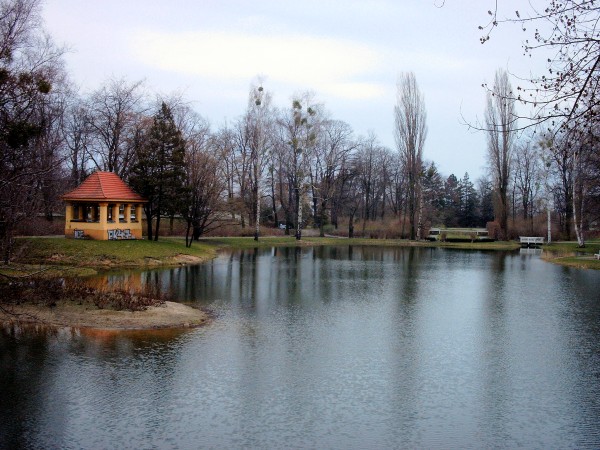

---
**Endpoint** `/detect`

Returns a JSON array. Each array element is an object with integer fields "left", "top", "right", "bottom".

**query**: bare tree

[
  {"left": 540, "top": 132, "right": 573, "bottom": 239},
  {"left": 537, "top": 138, "right": 554, "bottom": 243},
  {"left": 87, "top": 77, "right": 146, "bottom": 178},
  {"left": 36, "top": 73, "right": 69, "bottom": 222},
  {"left": 312, "top": 119, "right": 354, "bottom": 236},
  {"left": 232, "top": 115, "right": 252, "bottom": 228},
  {"left": 182, "top": 137, "right": 224, "bottom": 247},
  {"left": 354, "top": 133, "right": 390, "bottom": 233},
  {"left": 514, "top": 139, "right": 541, "bottom": 233},
  {"left": 480, "top": 2, "right": 600, "bottom": 132},
  {"left": 485, "top": 69, "right": 516, "bottom": 239},
  {"left": 394, "top": 72, "right": 427, "bottom": 240},
  {"left": 0, "top": 0, "right": 66, "bottom": 262},
  {"left": 246, "top": 81, "right": 273, "bottom": 241},
  {"left": 213, "top": 124, "right": 237, "bottom": 219},
  {"left": 271, "top": 127, "right": 294, "bottom": 234},
  {"left": 274, "top": 93, "right": 321, "bottom": 240},
  {"left": 63, "top": 98, "right": 93, "bottom": 186},
  {"left": 479, "top": 3, "right": 600, "bottom": 242},
  {"left": 570, "top": 130, "right": 596, "bottom": 247},
  {"left": 387, "top": 152, "right": 406, "bottom": 218}
]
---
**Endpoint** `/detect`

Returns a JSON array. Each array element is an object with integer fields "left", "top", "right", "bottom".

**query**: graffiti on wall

[
  {"left": 107, "top": 229, "right": 134, "bottom": 240},
  {"left": 74, "top": 229, "right": 85, "bottom": 239}
]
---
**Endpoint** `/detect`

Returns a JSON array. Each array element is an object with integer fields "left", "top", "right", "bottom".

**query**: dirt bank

[{"left": 0, "top": 301, "right": 209, "bottom": 330}]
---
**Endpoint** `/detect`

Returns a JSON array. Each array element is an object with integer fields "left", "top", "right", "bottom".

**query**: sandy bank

[{"left": 0, "top": 301, "right": 209, "bottom": 330}]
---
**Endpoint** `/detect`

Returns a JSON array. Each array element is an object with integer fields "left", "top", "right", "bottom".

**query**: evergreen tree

[
  {"left": 443, "top": 174, "right": 460, "bottom": 227},
  {"left": 458, "top": 172, "right": 478, "bottom": 227},
  {"left": 477, "top": 177, "right": 495, "bottom": 225},
  {"left": 421, "top": 162, "right": 445, "bottom": 226},
  {"left": 130, "top": 102, "right": 187, "bottom": 240}
]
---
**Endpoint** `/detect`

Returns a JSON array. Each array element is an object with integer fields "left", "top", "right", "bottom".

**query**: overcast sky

[{"left": 42, "top": 0, "right": 542, "bottom": 180}]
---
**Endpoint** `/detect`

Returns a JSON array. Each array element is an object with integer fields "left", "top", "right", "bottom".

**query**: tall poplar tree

[
  {"left": 394, "top": 72, "right": 428, "bottom": 240},
  {"left": 485, "top": 69, "right": 516, "bottom": 239}
]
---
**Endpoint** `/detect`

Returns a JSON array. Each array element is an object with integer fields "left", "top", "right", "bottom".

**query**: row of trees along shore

[{"left": 1, "top": 0, "right": 600, "bottom": 262}]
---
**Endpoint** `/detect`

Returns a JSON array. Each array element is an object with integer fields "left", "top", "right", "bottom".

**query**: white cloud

[{"left": 130, "top": 30, "right": 385, "bottom": 100}]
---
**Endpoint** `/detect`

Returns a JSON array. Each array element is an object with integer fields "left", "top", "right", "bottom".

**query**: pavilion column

[
  {"left": 124, "top": 203, "right": 131, "bottom": 222},
  {"left": 99, "top": 202, "right": 109, "bottom": 224},
  {"left": 135, "top": 204, "right": 143, "bottom": 222},
  {"left": 65, "top": 202, "right": 73, "bottom": 223},
  {"left": 112, "top": 204, "right": 119, "bottom": 222}
]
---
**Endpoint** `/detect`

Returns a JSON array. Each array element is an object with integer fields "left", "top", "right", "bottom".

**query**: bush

[
  {"left": 0, "top": 276, "right": 166, "bottom": 312},
  {"left": 322, "top": 224, "right": 335, "bottom": 235},
  {"left": 204, "top": 222, "right": 286, "bottom": 238},
  {"left": 486, "top": 221, "right": 502, "bottom": 240},
  {"left": 16, "top": 216, "right": 65, "bottom": 236}
]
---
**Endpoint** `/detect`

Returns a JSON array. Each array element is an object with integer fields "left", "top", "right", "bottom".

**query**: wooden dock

[{"left": 519, "top": 236, "right": 544, "bottom": 247}]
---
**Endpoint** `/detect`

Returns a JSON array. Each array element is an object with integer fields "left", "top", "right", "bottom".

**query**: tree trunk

[
  {"left": 185, "top": 221, "right": 192, "bottom": 248},
  {"left": 2, "top": 234, "right": 12, "bottom": 265},
  {"left": 312, "top": 190, "right": 319, "bottom": 229},
  {"left": 319, "top": 199, "right": 327, "bottom": 237},
  {"left": 295, "top": 187, "right": 302, "bottom": 240},
  {"left": 416, "top": 184, "right": 423, "bottom": 241},
  {"left": 408, "top": 174, "right": 416, "bottom": 240},
  {"left": 145, "top": 206, "right": 153, "bottom": 241},
  {"left": 271, "top": 176, "right": 278, "bottom": 228},
  {"left": 547, "top": 206, "right": 552, "bottom": 244},
  {"left": 154, "top": 213, "right": 161, "bottom": 241},
  {"left": 572, "top": 158, "right": 585, "bottom": 248},
  {"left": 254, "top": 163, "right": 260, "bottom": 241},
  {"left": 400, "top": 189, "right": 408, "bottom": 239}
]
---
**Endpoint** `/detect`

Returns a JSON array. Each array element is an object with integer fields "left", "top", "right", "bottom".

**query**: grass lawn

[
  {"left": 10, "top": 237, "right": 216, "bottom": 271},
  {"left": 542, "top": 240, "right": 600, "bottom": 254},
  {"left": 540, "top": 240, "right": 600, "bottom": 270}
]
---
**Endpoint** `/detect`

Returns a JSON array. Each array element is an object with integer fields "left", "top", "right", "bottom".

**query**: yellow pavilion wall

[{"left": 64, "top": 202, "right": 144, "bottom": 240}]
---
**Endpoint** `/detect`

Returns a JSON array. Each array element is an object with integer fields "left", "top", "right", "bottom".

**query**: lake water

[{"left": 1, "top": 246, "right": 600, "bottom": 449}]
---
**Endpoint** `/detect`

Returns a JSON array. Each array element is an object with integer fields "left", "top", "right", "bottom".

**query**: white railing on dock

[
  {"left": 519, "top": 236, "right": 544, "bottom": 245},
  {"left": 429, "top": 228, "right": 488, "bottom": 236}
]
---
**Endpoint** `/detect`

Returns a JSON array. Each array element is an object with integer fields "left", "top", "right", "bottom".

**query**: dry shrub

[
  {"left": 509, "top": 215, "right": 557, "bottom": 240},
  {"left": 326, "top": 219, "right": 408, "bottom": 239},
  {"left": 359, "top": 220, "right": 405, "bottom": 239},
  {"left": 205, "top": 223, "right": 285, "bottom": 237},
  {"left": 0, "top": 277, "right": 166, "bottom": 312},
  {"left": 0, "top": 277, "right": 64, "bottom": 306},
  {"left": 91, "top": 288, "right": 164, "bottom": 311},
  {"left": 66, "top": 279, "right": 167, "bottom": 311},
  {"left": 486, "top": 221, "right": 503, "bottom": 240},
  {"left": 16, "top": 217, "right": 65, "bottom": 236}
]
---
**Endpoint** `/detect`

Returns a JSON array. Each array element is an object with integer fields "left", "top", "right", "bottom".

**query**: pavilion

[{"left": 62, "top": 171, "right": 146, "bottom": 240}]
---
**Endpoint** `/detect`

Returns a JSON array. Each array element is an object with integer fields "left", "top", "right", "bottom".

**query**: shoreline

[
  {"left": 2, "top": 237, "right": 597, "bottom": 332},
  {"left": 0, "top": 301, "right": 210, "bottom": 330}
]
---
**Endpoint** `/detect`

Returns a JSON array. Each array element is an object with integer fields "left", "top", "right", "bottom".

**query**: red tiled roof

[{"left": 62, "top": 171, "right": 146, "bottom": 202}]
